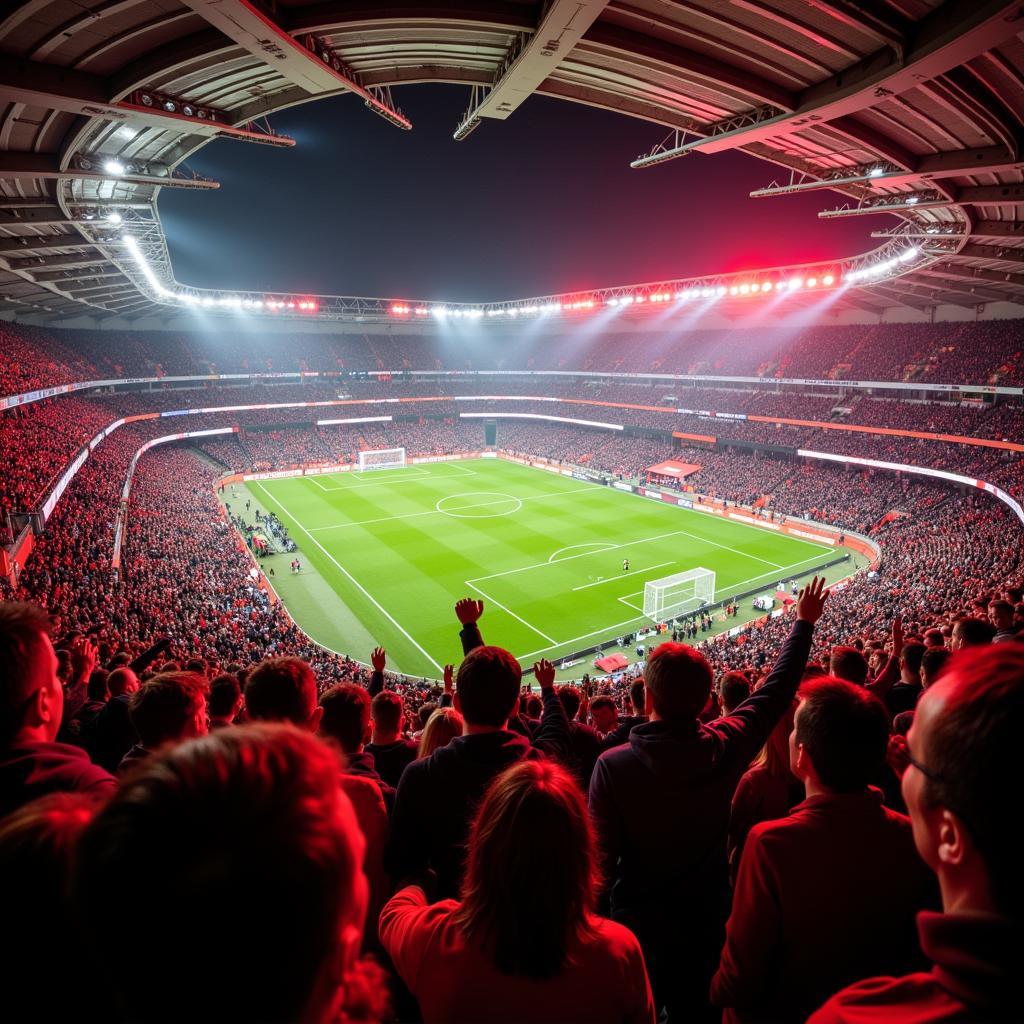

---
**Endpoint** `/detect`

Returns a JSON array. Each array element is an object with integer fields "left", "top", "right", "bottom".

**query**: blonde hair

[{"left": 418, "top": 707, "right": 464, "bottom": 758}]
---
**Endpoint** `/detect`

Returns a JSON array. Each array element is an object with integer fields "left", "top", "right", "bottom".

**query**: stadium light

[{"left": 103, "top": 159, "right": 126, "bottom": 176}]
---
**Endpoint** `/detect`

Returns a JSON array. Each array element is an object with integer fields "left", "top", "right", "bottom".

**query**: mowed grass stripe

[{"left": 255, "top": 460, "right": 839, "bottom": 676}]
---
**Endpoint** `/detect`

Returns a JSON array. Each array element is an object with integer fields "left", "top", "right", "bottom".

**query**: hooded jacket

[{"left": 0, "top": 740, "right": 116, "bottom": 819}]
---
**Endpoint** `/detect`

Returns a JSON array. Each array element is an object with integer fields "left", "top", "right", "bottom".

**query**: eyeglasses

[{"left": 904, "top": 750, "right": 943, "bottom": 784}]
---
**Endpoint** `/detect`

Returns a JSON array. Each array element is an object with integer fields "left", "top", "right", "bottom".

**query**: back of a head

[
  {"left": 921, "top": 646, "right": 951, "bottom": 688},
  {"left": 208, "top": 673, "right": 242, "bottom": 718},
  {"left": 87, "top": 668, "right": 110, "bottom": 702},
  {"left": 524, "top": 693, "right": 542, "bottom": 719},
  {"left": 0, "top": 602, "right": 53, "bottom": 746},
  {"left": 719, "top": 671, "right": 751, "bottom": 714},
  {"left": 129, "top": 672, "right": 208, "bottom": 750},
  {"left": 829, "top": 645, "right": 868, "bottom": 686},
  {"left": 923, "top": 628, "right": 945, "bottom": 648},
  {"left": 418, "top": 707, "right": 464, "bottom": 759},
  {"left": 319, "top": 684, "right": 370, "bottom": 754},
  {"left": 185, "top": 657, "right": 208, "bottom": 677},
  {"left": 456, "top": 646, "right": 522, "bottom": 728},
  {"left": 901, "top": 640, "right": 926, "bottom": 678},
  {"left": 644, "top": 642, "right": 713, "bottom": 721},
  {"left": 107, "top": 667, "right": 138, "bottom": 698},
  {"left": 953, "top": 616, "right": 995, "bottom": 648},
  {"left": 245, "top": 657, "right": 318, "bottom": 726},
  {"left": 370, "top": 690, "right": 403, "bottom": 734},
  {"left": 73, "top": 724, "right": 367, "bottom": 1023},
  {"left": 795, "top": 677, "right": 890, "bottom": 792},
  {"left": 629, "top": 679, "right": 645, "bottom": 713},
  {"left": 557, "top": 685, "right": 581, "bottom": 720},
  {"left": 455, "top": 759, "right": 598, "bottom": 979},
  {"left": 923, "top": 645, "right": 1024, "bottom": 918}
]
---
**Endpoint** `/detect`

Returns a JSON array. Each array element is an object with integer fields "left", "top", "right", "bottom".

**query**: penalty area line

[{"left": 251, "top": 482, "right": 443, "bottom": 673}]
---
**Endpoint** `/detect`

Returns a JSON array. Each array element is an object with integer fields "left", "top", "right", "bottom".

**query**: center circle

[{"left": 435, "top": 491, "right": 523, "bottom": 519}]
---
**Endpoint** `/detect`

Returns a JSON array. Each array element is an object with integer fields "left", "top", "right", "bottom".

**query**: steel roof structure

[{"left": 2, "top": 0, "right": 1024, "bottom": 323}]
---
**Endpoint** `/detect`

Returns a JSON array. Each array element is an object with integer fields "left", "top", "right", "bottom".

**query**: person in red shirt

[
  {"left": 810, "top": 644, "right": 1022, "bottom": 1023},
  {"left": 712, "top": 677, "right": 934, "bottom": 1022},
  {"left": 380, "top": 758, "right": 655, "bottom": 1024}
]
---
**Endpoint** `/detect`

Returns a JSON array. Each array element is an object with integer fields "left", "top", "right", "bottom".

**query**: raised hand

[
  {"left": 796, "top": 576, "right": 830, "bottom": 624},
  {"left": 443, "top": 664, "right": 454, "bottom": 693},
  {"left": 371, "top": 647, "right": 386, "bottom": 672},
  {"left": 533, "top": 659, "right": 555, "bottom": 690},
  {"left": 890, "top": 615, "right": 904, "bottom": 656},
  {"left": 70, "top": 636, "right": 98, "bottom": 682},
  {"left": 455, "top": 598, "right": 484, "bottom": 625}
]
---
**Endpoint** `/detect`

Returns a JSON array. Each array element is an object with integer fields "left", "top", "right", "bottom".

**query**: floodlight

[
  {"left": 823, "top": 274, "right": 834, "bottom": 285},
  {"left": 807, "top": 277, "right": 817, "bottom": 287},
  {"left": 868, "top": 166, "right": 884, "bottom": 178},
  {"left": 906, "top": 196, "right": 919, "bottom": 205},
  {"left": 103, "top": 160, "right": 126, "bottom": 176},
  {"left": 105, "top": 211, "right": 122, "bottom": 225}
]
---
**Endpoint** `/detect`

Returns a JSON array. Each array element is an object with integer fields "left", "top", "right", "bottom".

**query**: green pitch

[{"left": 233, "top": 458, "right": 849, "bottom": 677}]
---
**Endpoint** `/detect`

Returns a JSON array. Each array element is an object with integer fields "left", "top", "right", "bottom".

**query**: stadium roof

[{"left": 2, "top": 0, "right": 1024, "bottom": 322}]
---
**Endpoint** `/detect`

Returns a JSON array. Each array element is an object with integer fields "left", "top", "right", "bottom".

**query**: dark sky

[{"left": 160, "top": 84, "right": 894, "bottom": 303}]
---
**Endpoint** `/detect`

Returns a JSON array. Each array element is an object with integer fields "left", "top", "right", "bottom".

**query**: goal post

[
  {"left": 357, "top": 447, "right": 407, "bottom": 472},
  {"left": 643, "top": 567, "right": 716, "bottom": 621}
]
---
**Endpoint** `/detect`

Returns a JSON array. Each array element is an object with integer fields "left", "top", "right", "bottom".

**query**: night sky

[{"left": 160, "top": 84, "right": 894, "bottom": 303}]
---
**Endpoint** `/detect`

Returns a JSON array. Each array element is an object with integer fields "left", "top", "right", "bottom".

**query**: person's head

[
  {"left": 629, "top": 679, "right": 645, "bottom": 714},
  {"left": 754, "top": 698, "right": 797, "bottom": 780},
  {"left": 418, "top": 707, "right": 464, "bottom": 758},
  {"left": 185, "top": 657, "right": 208, "bottom": 677},
  {"left": 74, "top": 725, "right": 369, "bottom": 1023},
  {"left": 989, "top": 599, "right": 1014, "bottom": 632},
  {"left": 370, "top": 690, "right": 403, "bottom": 740},
  {"left": 208, "top": 673, "right": 243, "bottom": 722},
  {"left": 318, "top": 684, "right": 371, "bottom": 756},
  {"left": 902, "top": 645, "right": 1023, "bottom": 920},
  {"left": 924, "top": 628, "right": 946, "bottom": 649},
  {"left": 0, "top": 792, "right": 101, "bottom": 1020},
  {"left": 128, "top": 673, "right": 208, "bottom": 751},
  {"left": 718, "top": 671, "right": 750, "bottom": 715},
  {"left": 921, "top": 647, "right": 952, "bottom": 690},
  {"left": 455, "top": 646, "right": 522, "bottom": 728},
  {"left": 245, "top": 657, "right": 321, "bottom": 729},
  {"left": 829, "top": 646, "right": 869, "bottom": 686},
  {"left": 0, "top": 602, "right": 61, "bottom": 747},
  {"left": 107, "top": 667, "right": 139, "bottom": 698},
  {"left": 790, "top": 677, "right": 890, "bottom": 794},
  {"left": 454, "top": 759, "right": 598, "bottom": 979},
  {"left": 900, "top": 641, "right": 926, "bottom": 683},
  {"left": 951, "top": 617, "right": 995, "bottom": 651},
  {"left": 417, "top": 702, "right": 437, "bottom": 730},
  {"left": 557, "top": 685, "right": 582, "bottom": 720},
  {"left": 589, "top": 695, "right": 617, "bottom": 734},
  {"left": 87, "top": 668, "right": 110, "bottom": 703},
  {"left": 643, "top": 642, "right": 713, "bottom": 721},
  {"left": 523, "top": 693, "right": 543, "bottom": 718}
]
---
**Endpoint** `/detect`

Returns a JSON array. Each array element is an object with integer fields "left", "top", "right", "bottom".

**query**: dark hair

[
  {"left": 417, "top": 701, "right": 438, "bottom": 728},
  {"left": 829, "top": 646, "right": 868, "bottom": 685},
  {"left": 953, "top": 617, "right": 995, "bottom": 647},
  {"left": 795, "top": 677, "right": 889, "bottom": 792},
  {"left": 371, "top": 690, "right": 403, "bottom": 733},
  {"left": 129, "top": 672, "right": 207, "bottom": 749},
  {"left": 87, "top": 668, "right": 110, "bottom": 702},
  {"left": 901, "top": 641, "right": 926, "bottom": 676},
  {"left": 921, "top": 647, "right": 951, "bottom": 687},
  {"left": 718, "top": 671, "right": 750, "bottom": 713},
  {"left": 208, "top": 673, "right": 242, "bottom": 718},
  {"left": 245, "top": 657, "right": 318, "bottom": 725},
  {"left": 454, "top": 760, "right": 598, "bottom": 979},
  {"left": 629, "top": 679, "right": 645, "bottom": 712},
  {"left": 557, "top": 685, "right": 581, "bottom": 720},
  {"left": 590, "top": 695, "right": 615, "bottom": 716},
  {"left": 185, "top": 658, "right": 208, "bottom": 676},
  {"left": 924, "top": 645, "right": 1024, "bottom": 918},
  {"left": 524, "top": 694, "right": 542, "bottom": 718},
  {"left": 643, "top": 642, "right": 713, "bottom": 720},
  {"left": 73, "top": 725, "right": 365, "bottom": 1022},
  {"left": 456, "top": 646, "right": 522, "bottom": 727},
  {"left": 319, "top": 684, "right": 370, "bottom": 754},
  {"left": 0, "top": 602, "right": 53, "bottom": 743}
]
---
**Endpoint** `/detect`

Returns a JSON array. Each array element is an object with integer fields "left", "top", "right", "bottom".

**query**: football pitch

[{"left": 234, "top": 458, "right": 856, "bottom": 677}]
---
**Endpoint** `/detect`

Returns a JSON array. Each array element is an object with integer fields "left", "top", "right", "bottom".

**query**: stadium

[{"left": 0, "top": 1, "right": 1021, "bottom": 1022}]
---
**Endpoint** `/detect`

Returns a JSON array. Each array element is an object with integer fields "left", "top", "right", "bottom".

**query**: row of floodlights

[
  {"left": 845, "top": 247, "right": 920, "bottom": 284},
  {"left": 133, "top": 90, "right": 221, "bottom": 122},
  {"left": 389, "top": 275, "right": 837, "bottom": 318}
]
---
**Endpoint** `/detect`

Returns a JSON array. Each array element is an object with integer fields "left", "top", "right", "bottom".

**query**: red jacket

[
  {"left": 711, "top": 788, "right": 935, "bottom": 1023},
  {"left": 809, "top": 911, "right": 1020, "bottom": 1023},
  {"left": 379, "top": 886, "right": 655, "bottom": 1024}
]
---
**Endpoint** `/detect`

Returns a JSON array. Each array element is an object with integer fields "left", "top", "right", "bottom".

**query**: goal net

[
  {"left": 357, "top": 447, "right": 406, "bottom": 472},
  {"left": 643, "top": 567, "right": 716, "bottom": 621}
]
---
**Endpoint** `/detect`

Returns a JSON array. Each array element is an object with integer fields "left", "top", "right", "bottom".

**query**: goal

[
  {"left": 357, "top": 447, "right": 407, "bottom": 472},
  {"left": 643, "top": 567, "right": 716, "bottom": 621}
]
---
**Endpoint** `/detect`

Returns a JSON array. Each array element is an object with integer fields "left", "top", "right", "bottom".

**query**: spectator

[
  {"left": 244, "top": 656, "right": 321, "bottom": 729},
  {"left": 557, "top": 684, "right": 603, "bottom": 785},
  {"left": 829, "top": 646, "right": 868, "bottom": 686},
  {"left": 319, "top": 683, "right": 395, "bottom": 807},
  {"left": 119, "top": 672, "right": 208, "bottom": 773},
  {"left": 386, "top": 600, "right": 569, "bottom": 898},
  {"left": 588, "top": 578, "right": 828, "bottom": 1020},
  {"left": 989, "top": 600, "right": 1017, "bottom": 644},
  {"left": 712, "top": 678, "right": 934, "bottom": 1022},
  {"left": 718, "top": 671, "right": 751, "bottom": 715},
  {"left": 367, "top": 688, "right": 418, "bottom": 789},
  {"left": 951, "top": 617, "right": 995, "bottom": 650},
  {"left": 90, "top": 666, "right": 141, "bottom": 773},
  {"left": 811, "top": 644, "right": 1022, "bottom": 1022},
  {"left": 888, "top": 641, "right": 927, "bottom": 718},
  {"left": 73, "top": 724, "right": 379, "bottom": 1023},
  {"left": 0, "top": 603, "right": 114, "bottom": 819},
  {"left": 589, "top": 695, "right": 618, "bottom": 735},
  {"left": 379, "top": 759, "right": 655, "bottom": 1024},
  {"left": 920, "top": 647, "right": 951, "bottom": 691},
  {"left": 208, "top": 672, "right": 243, "bottom": 729},
  {"left": 417, "top": 707, "right": 464, "bottom": 758}
]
